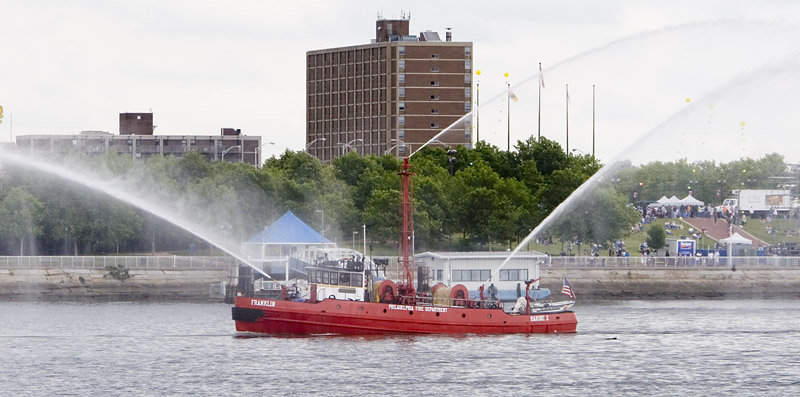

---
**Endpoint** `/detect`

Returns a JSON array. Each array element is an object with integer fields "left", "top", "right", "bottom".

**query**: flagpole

[
  {"left": 537, "top": 62, "right": 542, "bottom": 140},
  {"left": 476, "top": 80, "right": 480, "bottom": 143},
  {"left": 565, "top": 84, "right": 569, "bottom": 154},
  {"left": 592, "top": 84, "right": 596, "bottom": 159},
  {"left": 507, "top": 81, "right": 511, "bottom": 151}
]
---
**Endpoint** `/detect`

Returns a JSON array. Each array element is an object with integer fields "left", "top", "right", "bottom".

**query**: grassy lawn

[{"left": 740, "top": 218, "right": 800, "bottom": 245}]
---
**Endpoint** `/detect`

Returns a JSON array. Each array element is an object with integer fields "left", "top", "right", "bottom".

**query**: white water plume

[
  {"left": 416, "top": 19, "right": 800, "bottom": 160},
  {"left": 0, "top": 150, "right": 273, "bottom": 279},
  {"left": 407, "top": 19, "right": 800, "bottom": 282},
  {"left": 487, "top": 44, "right": 800, "bottom": 279}
]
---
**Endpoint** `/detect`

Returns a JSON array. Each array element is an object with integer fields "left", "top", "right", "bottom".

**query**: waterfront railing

[
  {"left": 542, "top": 256, "right": 800, "bottom": 268},
  {"left": 2, "top": 255, "right": 799, "bottom": 270},
  {"left": 0, "top": 256, "right": 236, "bottom": 270}
]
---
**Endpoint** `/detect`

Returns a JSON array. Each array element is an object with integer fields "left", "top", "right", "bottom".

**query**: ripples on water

[{"left": 1, "top": 300, "right": 798, "bottom": 396}]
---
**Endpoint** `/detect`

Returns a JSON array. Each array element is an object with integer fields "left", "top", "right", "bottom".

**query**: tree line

[{"left": 0, "top": 137, "right": 792, "bottom": 256}]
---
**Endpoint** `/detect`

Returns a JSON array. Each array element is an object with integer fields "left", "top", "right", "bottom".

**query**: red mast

[{"left": 397, "top": 158, "right": 416, "bottom": 301}]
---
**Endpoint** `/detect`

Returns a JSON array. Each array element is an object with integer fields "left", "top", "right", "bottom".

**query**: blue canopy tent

[
  {"left": 246, "top": 211, "right": 332, "bottom": 245},
  {"left": 241, "top": 211, "right": 334, "bottom": 279}
]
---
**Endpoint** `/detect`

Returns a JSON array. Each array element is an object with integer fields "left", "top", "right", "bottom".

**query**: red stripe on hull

[{"left": 234, "top": 297, "right": 577, "bottom": 335}]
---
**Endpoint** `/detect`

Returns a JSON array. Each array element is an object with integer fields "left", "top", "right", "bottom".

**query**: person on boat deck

[
  {"left": 511, "top": 296, "right": 528, "bottom": 314},
  {"left": 488, "top": 284, "right": 498, "bottom": 300}
]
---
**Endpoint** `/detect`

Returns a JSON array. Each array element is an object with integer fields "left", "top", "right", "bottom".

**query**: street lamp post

[
  {"left": 385, "top": 139, "right": 411, "bottom": 156},
  {"left": 305, "top": 137, "right": 326, "bottom": 151},
  {"left": 338, "top": 138, "right": 363, "bottom": 157},
  {"left": 256, "top": 141, "right": 275, "bottom": 168},
  {"left": 221, "top": 145, "right": 241, "bottom": 162},
  {"left": 688, "top": 180, "right": 699, "bottom": 195}
]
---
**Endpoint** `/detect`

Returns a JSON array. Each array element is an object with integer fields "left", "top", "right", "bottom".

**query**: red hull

[{"left": 233, "top": 297, "right": 577, "bottom": 335}]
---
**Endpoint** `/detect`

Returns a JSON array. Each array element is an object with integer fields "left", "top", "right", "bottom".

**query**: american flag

[{"left": 561, "top": 276, "right": 575, "bottom": 299}]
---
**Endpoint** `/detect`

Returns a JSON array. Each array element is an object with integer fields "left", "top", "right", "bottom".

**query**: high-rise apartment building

[{"left": 306, "top": 16, "right": 473, "bottom": 162}]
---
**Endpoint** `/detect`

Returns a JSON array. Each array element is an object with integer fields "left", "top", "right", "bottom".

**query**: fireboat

[{"left": 232, "top": 159, "right": 577, "bottom": 334}]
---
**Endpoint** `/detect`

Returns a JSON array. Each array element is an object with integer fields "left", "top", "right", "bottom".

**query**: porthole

[
  {"left": 336, "top": 305, "right": 341, "bottom": 309},
  {"left": 359, "top": 307, "right": 364, "bottom": 312},
  {"left": 487, "top": 314, "right": 492, "bottom": 319},
  {"left": 435, "top": 313, "right": 440, "bottom": 317},
  {"left": 409, "top": 311, "right": 414, "bottom": 315},
  {"left": 383, "top": 309, "right": 387, "bottom": 313},
  {"left": 461, "top": 314, "right": 466, "bottom": 318}
]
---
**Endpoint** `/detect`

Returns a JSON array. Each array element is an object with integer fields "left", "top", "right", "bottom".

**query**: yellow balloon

[
  {"left": 740, "top": 121, "right": 746, "bottom": 127},
  {"left": 742, "top": 169, "right": 747, "bottom": 173},
  {"left": 476, "top": 70, "right": 481, "bottom": 75},
  {"left": 504, "top": 72, "right": 509, "bottom": 78},
  {"left": 686, "top": 98, "right": 691, "bottom": 103}
]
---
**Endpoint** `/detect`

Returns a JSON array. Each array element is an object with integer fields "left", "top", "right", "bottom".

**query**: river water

[{"left": 1, "top": 299, "right": 798, "bottom": 396}]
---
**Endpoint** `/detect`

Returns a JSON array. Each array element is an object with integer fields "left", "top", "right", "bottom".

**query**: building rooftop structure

[
  {"left": 306, "top": 15, "right": 473, "bottom": 162},
  {"left": 14, "top": 113, "right": 264, "bottom": 166}
]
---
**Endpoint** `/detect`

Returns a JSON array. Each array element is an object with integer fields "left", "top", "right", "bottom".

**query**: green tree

[
  {"left": 0, "top": 187, "right": 44, "bottom": 255},
  {"left": 646, "top": 224, "right": 666, "bottom": 251}
]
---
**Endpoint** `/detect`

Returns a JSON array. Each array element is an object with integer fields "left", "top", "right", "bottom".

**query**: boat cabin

[
  {"left": 306, "top": 259, "right": 368, "bottom": 302},
  {"left": 415, "top": 251, "right": 550, "bottom": 302}
]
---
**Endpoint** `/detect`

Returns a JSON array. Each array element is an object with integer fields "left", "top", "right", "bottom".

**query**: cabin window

[
  {"left": 499, "top": 269, "right": 529, "bottom": 281},
  {"left": 436, "top": 270, "right": 443, "bottom": 281},
  {"left": 330, "top": 272, "right": 339, "bottom": 285},
  {"left": 351, "top": 274, "right": 363, "bottom": 287},
  {"left": 339, "top": 273, "right": 351, "bottom": 286},
  {"left": 321, "top": 271, "right": 330, "bottom": 284},
  {"left": 452, "top": 269, "right": 490, "bottom": 282}
]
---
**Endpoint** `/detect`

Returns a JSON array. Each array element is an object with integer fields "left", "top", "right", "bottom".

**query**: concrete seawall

[
  {"left": 540, "top": 265, "right": 800, "bottom": 300},
  {"left": 2, "top": 256, "right": 799, "bottom": 301},
  {"left": 0, "top": 256, "right": 234, "bottom": 301}
]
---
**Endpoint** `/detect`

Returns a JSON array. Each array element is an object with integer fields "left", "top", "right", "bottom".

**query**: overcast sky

[{"left": 3, "top": 0, "right": 800, "bottom": 165}]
